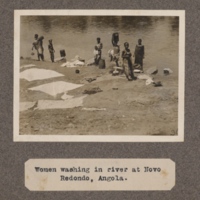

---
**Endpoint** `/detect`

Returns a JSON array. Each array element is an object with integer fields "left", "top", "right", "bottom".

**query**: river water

[{"left": 20, "top": 16, "right": 179, "bottom": 75}]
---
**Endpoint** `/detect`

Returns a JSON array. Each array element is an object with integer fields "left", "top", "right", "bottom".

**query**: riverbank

[{"left": 19, "top": 58, "right": 178, "bottom": 136}]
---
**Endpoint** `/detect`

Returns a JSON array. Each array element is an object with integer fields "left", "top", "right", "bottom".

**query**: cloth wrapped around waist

[{"left": 108, "top": 47, "right": 120, "bottom": 60}]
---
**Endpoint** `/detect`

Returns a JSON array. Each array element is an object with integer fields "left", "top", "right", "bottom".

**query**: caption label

[{"left": 25, "top": 159, "right": 175, "bottom": 191}]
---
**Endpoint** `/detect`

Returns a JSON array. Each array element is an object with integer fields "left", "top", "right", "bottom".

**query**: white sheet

[
  {"left": 20, "top": 102, "right": 36, "bottom": 112},
  {"left": 60, "top": 60, "right": 85, "bottom": 68},
  {"left": 36, "top": 96, "right": 87, "bottom": 110},
  {"left": 20, "top": 68, "right": 64, "bottom": 81},
  {"left": 29, "top": 81, "right": 83, "bottom": 96}
]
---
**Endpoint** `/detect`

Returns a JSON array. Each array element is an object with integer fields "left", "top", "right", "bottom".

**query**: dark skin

[
  {"left": 112, "top": 33, "right": 119, "bottom": 47},
  {"left": 48, "top": 40, "right": 55, "bottom": 62},
  {"left": 122, "top": 43, "right": 132, "bottom": 58},
  {"left": 122, "top": 43, "right": 135, "bottom": 80},
  {"left": 95, "top": 38, "right": 103, "bottom": 65},
  {"left": 96, "top": 38, "right": 103, "bottom": 50},
  {"left": 136, "top": 39, "right": 144, "bottom": 59},
  {"left": 33, "top": 35, "right": 44, "bottom": 61}
]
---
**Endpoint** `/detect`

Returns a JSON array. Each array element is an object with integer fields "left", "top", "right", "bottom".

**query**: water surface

[{"left": 20, "top": 16, "right": 179, "bottom": 75}]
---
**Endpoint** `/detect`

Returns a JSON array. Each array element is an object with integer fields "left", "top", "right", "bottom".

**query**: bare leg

[{"left": 41, "top": 54, "right": 44, "bottom": 61}]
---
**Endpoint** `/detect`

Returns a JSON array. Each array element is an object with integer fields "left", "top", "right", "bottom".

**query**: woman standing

[
  {"left": 134, "top": 39, "right": 145, "bottom": 70},
  {"left": 122, "top": 42, "right": 135, "bottom": 81},
  {"left": 48, "top": 39, "right": 55, "bottom": 63}
]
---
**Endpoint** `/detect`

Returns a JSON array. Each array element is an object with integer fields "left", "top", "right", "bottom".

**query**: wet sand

[{"left": 19, "top": 58, "right": 178, "bottom": 136}]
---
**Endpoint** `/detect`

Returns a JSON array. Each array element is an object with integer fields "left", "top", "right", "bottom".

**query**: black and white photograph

[{"left": 14, "top": 10, "right": 185, "bottom": 142}]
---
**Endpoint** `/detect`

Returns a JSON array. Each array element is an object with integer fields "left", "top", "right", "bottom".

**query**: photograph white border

[{"left": 14, "top": 10, "right": 185, "bottom": 142}]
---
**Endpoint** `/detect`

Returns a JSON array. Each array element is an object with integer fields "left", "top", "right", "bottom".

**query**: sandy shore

[{"left": 19, "top": 58, "right": 178, "bottom": 136}]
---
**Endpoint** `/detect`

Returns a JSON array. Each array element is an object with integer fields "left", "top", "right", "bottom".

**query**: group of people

[
  {"left": 32, "top": 32, "right": 145, "bottom": 81},
  {"left": 94, "top": 32, "right": 145, "bottom": 80},
  {"left": 122, "top": 38, "right": 145, "bottom": 80},
  {"left": 32, "top": 34, "right": 55, "bottom": 62}
]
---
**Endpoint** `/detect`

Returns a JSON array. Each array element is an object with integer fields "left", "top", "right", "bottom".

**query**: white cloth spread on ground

[
  {"left": 61, "top": 92, "right": 74, "bottom": 100},
  {"left": 137, "top": 74, "right": 154, "bottom": 86},
  {"left": 20, "top": 68, "right": 64, "bottom": 81},
  {"left": 36, "top": 96, "right": 87, "bottom": 110},
  {"left": 29, "top": 81, "right": 83, "bottom": 96},
  {"left": 145, "top": 78, "right": 154, "bottom": 85},
  {"left": 60, "top": 60, "right": 85, "bottom": 68},
  {"left": 20, "top": 102, "right": 36, "bottom": 112}
]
